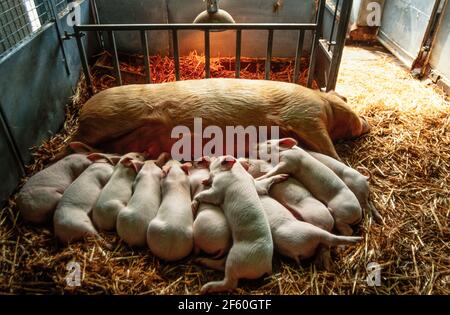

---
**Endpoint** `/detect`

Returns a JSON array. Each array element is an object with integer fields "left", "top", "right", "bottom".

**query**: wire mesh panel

[
  {"left": 0, "top": 0, "right": 71, "bottom": 57},
  {"left": 54, "top": 0, "right": 69, "bottom": 14}
]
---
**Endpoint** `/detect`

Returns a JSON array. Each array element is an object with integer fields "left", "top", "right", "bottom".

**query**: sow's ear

[
  {"left": 327, "top": 90, "right": 348, "bottom": 103},
  {"left": 278, "top": 138, "right": 298, "bottom": 149}
]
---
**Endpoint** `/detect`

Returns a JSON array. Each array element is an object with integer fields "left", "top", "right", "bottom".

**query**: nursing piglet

[
  {"left": 53, "top": 155, "right": 116, "bottom": 244},
  {"left": 192, "top": 156, "right": 274, "bottom": 294},
  {"left": 17, "top": 142, "right": 94, "bottom": 224},
  {"left": 116, "top": 153, "right": 169, "bottom": 247},
  {"left": 260, "top": 196, "right": 362, "bottom": 262},
  {"left": 147, "top": 160, "right": 193, "bottom": 261},
  {"left": 92, "top": 152, "right": 145, "bottom": 231},
  {"left": 190, "top": 158, "right": 231, "bottom": 258},
  {"left": 257, "top": 138, "right": 362, "bottom": 236},
  {"left": 239, "top": 158, "right": 334, "bottom": 232},
  {"left": 306, "top": 151, "right": 383, "bottom": 224},
  {"left": 115, "top": 160, "right": 159, "bottom": 246}
]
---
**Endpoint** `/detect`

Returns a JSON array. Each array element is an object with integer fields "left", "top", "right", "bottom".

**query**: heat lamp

[{"left": 193, "top": 0, "right": 236, "bottom": 25}]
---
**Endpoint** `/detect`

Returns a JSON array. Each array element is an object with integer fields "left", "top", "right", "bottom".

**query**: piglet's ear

[
  {"left": 238, "top": 159, "right": 250, "bottom": 171},
  {"left": 200, "top": 156, "right": 211, "bottom": 166},
  {"left": 70, "top": 142, "right": 97, "bottom": 153},
  {"left": 279, "top": 138, "right": 297, "bottom": 149},
  {"left": 181, "top": 162, "right": 192, "bottom": 175},
  {"left": 195, "top": 156, "right": 211, "bottom": 168},
  {"left": 161, "top": 165, "right": 171, "bottom": 178},
  {"left": 202, "top": 177, "right": 212, "bottom": 186},
  {"left": 121, "top": 158, "right": 144, "bottom": 173},
  {"left": 155, "top": 152, "right": 170, "bottom": 168},
  {"left": 109, "top": 156, "right": 122, "bottom": 165},
  {"left": 221, "top": 157, "right": 236, "bottom": 170},
  {"left": 87, "top": 153, "right": 112, "bottom": 164}
]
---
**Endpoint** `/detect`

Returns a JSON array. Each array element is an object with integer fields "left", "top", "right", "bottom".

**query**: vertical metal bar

[
  {"left": 307, "top": 0, "right": 326, "bottom": 88},
  {"left": 74, "top": 27, "right": 93, "bottom": 95},
  {"left": 90, "top": 0, "right": 104, "bottom": 49},
  {"left": 293, "top": 30, "right": 305, "bottom": 84},
  {"left": 48, "top": 0, "right": 71, "bottom": 75},
  {"left": 328, "top": 0, "right": 340, "bottom": 52},
  {"left": 140, "top": 30, "right": 151, "bottom": 83},
  {"left": 235, "top": 29, "right": 241, "bottom": 78},
  {"left": 0, "top": 104, "right": 25, "bottom": 177},
  {"left": 204, "top": 30, "right": 210, "bottom": 78},
  {"left": 326, "top": 0, "right": 353, "bottom": 91},
  {"left": 265, "top": 29, "right": 274, "bottom": 80},
  {"left": 108, "top": 30, "right": 122, "bottom": 86},
  {"left": 172, "top": 29, "right": 180, "bottom": 81}
]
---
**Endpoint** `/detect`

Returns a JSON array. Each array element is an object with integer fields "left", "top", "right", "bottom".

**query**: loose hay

[
  {"left": 90, "top": 50, "right": 318, "bottom": 92},
  {"left": 1, "top": 46, "right": 449, "bottom": 295}
]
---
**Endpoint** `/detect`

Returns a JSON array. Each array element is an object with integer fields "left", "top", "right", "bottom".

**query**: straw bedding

[{"left": 0, "top": 45, "right": 448, "bottom": 294}]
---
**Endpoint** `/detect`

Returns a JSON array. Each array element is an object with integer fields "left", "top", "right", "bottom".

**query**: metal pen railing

[{"left": 73, "top": 21, "right": 322, "bottom": 95}]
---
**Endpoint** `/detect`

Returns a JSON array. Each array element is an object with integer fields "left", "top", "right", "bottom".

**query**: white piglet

[
  {"left": 192, "top": 156, "right": 279, "bottom": 294},
  {"left": 92, "top": 152, "right": 145, "bottom": 231},
  {"left": 116, "top": 159, "right": 162, "bottom": 247},
  {"left": 260, "top": 196, "right": 362, "bottom": 262},
  {"left": 257, "top": 138, "right": 362, "bottom": 236},
  {"left": 147, "top": 160, "right": 193, "bottom": 261},
  {"left": 306, "top": 150, "right": 383, "bottom": 224},
  {"left": 17, "top": 142, "right": 94, "bottom": 224},
  {"left": 190, "top": 157, "right": 231, "bottom": 258},
  {"left": 53, "top": 155, "right": 116, "bottom": 244},
  {"left": 240, "top": 158, "right": 334, "bottom": 232}
]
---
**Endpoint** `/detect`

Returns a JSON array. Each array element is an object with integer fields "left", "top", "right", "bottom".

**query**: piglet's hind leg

[
  {"left": 195, "top": 257, "right": 226, "bottom": 271},
  {"left": 256, "top": 162, "right": 288, "bottom": 181},
  {"left": 200, "top": 277, "right": 238, "bottom": 294}
]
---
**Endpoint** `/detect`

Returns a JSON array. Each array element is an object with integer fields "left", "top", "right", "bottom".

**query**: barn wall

[
  {"left": 0, "top": 0, "right": 92, "bottom": 204},
  {"left": 429, "top": 2, "right": 450, "bottom": 83},
  {"left": 378, "top": 0, "right": 437, "bottom": 68},
  {"left": 95, "top": 0, "right": 316, "bottom": 57}
]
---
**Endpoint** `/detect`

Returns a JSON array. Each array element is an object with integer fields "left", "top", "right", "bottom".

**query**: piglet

[
  {"left": 260, "top": 195, "right": 362, "bottom": 262},
  {"left": 190, "top": 157, "right": 231, "bottom": 258},
  {"left": 92, "top": 152, "right": 145, "bottom": 231},
  {"left": 306, "top": 151, "right": 383, "bottom": 224},
  {"left": 257, "top": 138, "right": 362, "bottom": 236},
  {"left": 239, "top": 158, "right": 334, "bottom": 232},
  {"left": 147, "top": 160, "right": 193, "bottom": 261},
  {"left": 53, "top": 155, "right": 116, "bottom": 244},
  {"left": 192, "top": 156, "right": 275, "bottom": 294},
  {"left": 116, "top": 153, "right": 169, "bottom": 247},
  {"left": 17, "top": 142, "right": 95, "bottom": 224}
]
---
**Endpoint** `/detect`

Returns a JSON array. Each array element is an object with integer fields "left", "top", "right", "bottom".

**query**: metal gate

[
  {"left": 378, "top": 0, "right": 444, "bottom": 69},
  {"left": 69, "top": 0, "right": 354, "bottom": 94}
]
